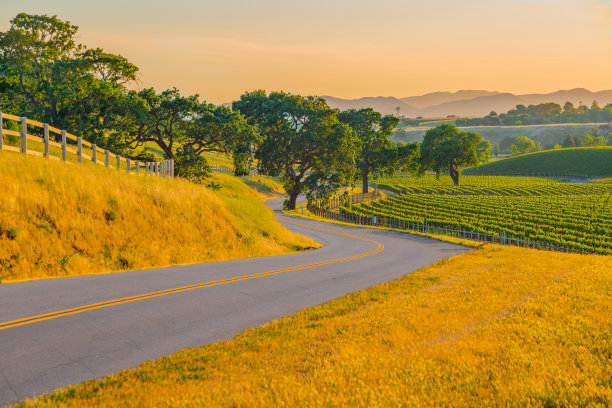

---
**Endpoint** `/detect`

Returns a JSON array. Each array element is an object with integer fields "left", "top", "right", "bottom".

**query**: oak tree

[
  {"left": 338, "top": 108, "right": 417, "bottom": 193},
  {"left": 233, "top": 91, "right": 358, "bottom": 210},
  {"left": 419, "top": 124, "right": 489, "bottom": 186}
]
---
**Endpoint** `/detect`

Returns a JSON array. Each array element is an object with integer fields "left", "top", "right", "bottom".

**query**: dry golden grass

[
  {"left": 19, "top": 245, "right": 612, "bottom": 407},
  {"left": 0, "top": 151, "right": 317, "bottom": 282}
]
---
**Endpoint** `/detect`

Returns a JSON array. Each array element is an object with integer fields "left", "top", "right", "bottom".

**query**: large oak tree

[
  {"left": 233, "top": 91, "right": 358, "bottom": 210},
  {"left": 338, "top": 108, "right": 418, "bottom": 193},
  {"left": 0, "top": 13, "right": 138, "bottom": 145},
  {"left": 124, "top": 88, "right": 259, "bottom": 180}
]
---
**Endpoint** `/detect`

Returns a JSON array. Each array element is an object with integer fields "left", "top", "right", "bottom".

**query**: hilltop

[
  {"left": 0, "top": 152, "right": 316, "bottom": 282},
  {"left": 462, "top": 147, "right": 612, "bottom": 178},
  {"left": 322, "top": 88, "right": 612, "bottom": 117}
]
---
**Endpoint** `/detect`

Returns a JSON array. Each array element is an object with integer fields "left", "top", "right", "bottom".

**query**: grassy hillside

[
  {"left": 20, "top": 245, "right": 612, "bottom": 407},
  {"left": 0, "top": 152, "right": 316, "bottom": 282},
  {"left": 463, "top": 147, "right": 612, "bottom": 177}
]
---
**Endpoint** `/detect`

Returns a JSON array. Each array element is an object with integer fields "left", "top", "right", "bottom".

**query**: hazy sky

[{"left": 2, "top": 0, "right": 612, "bottom": 104}]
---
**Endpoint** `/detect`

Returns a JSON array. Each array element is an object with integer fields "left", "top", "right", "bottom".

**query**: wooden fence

[
  {"left": 209, "top": 164, "right": 258, "bottom": 177},
  {"left": 309, "top": 206, "right": 595, "bottom": 255},
  {"left": 316, "top": 190, "right": 383, "bottom": 210},
  {"left": 0, "top": 112, "right": 174, "bottom": 177}
]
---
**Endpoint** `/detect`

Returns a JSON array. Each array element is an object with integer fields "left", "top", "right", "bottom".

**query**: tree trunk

[
  {"left": 450, "top": 165, "right": 460, "bottom": 186},
  {"left": 362, "top": 169, "right": 369, "bottom": 194},
  {"left": 287, "top": 178, "right": 301, "bottom": 210}
]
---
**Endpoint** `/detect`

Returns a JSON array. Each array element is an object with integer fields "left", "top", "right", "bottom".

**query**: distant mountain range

[{"left": 322, "top": 88, "right": 612, "bottom": 118}]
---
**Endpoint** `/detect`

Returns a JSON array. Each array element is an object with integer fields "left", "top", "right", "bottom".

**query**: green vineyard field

[{"left": 339, "top": 175, "right": 612, "bottom": 255}]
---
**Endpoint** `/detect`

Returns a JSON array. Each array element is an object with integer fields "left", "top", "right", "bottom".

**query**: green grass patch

[{"left": 463, "top": 147, "right": 612, "bottom": 178}]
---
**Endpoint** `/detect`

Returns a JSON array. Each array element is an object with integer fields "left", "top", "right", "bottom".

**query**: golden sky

[{"left": 2, "top": 0, "right": 612, "bottom": 104}]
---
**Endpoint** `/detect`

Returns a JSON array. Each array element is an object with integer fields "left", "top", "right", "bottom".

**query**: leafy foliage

[
  {"left": 510, "top": 135, "right": 535, "bottom": 156},
  {"left": 418, "top": 124, "right": 489, "bottom": 185},
  {"left": 233, "top": 91, "right": 358, "bottom": 209},
  {"left": 0, "top": 13, "right": 138, "bottom": 147},
  {"left": 338, "top": 108, "right": 417, "bottom": 193}
]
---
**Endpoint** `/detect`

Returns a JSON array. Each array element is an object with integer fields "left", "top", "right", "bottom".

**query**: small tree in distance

[
  {"left": 510, "top": 136, "right": 536, "bottom": 156},
  {"left": 418, "top": 124, "right": 489, "bottom": 186}
]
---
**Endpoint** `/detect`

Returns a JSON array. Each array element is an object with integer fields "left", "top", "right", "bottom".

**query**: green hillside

[{"left": 463, "top": 147, "right": 612, "bottom": 178}]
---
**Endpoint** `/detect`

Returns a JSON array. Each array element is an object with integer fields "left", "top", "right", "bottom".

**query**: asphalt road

[{"left": 0, "top": 198, "right": 468, "bottom": 405}]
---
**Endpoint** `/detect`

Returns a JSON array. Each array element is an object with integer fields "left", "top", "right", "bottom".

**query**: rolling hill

[
  {"left": 322, "top": 88, "right": 612, "bottom": 117},
  {"left": 0, "top": 151, "right": 316, "bottom": 282},
  {"left": 400, "top": 90, "right": 500, "bottom": 110},
  {"left": 462, "top": 147, "right": 612, "bottom": 178}
]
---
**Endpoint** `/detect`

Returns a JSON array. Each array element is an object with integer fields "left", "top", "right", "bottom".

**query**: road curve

[{"left": 0, "top": 198, "right": 467, "bottom": 405}]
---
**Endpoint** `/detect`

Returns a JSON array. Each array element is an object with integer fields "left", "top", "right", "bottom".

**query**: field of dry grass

[
  {"left": 19, "top": 244, "right": 612, "bottom": 407},
  {"left": 0, "top": 151, "right": 317, "bottom": 282}
]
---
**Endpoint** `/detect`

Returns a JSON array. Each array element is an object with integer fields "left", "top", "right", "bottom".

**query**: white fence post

[
  {"left": 61, "top": 130, "right": 67, "bottom": 161},
  {"left": 92, "top": 144, "right": 97, "bottom": 164},
  {"left": 135, "top": 161, "right": 139, "bottom": 174},
  {"left": 43, "top": 123, "right": 49, "bottom": 158},
  {"left": 20, "top": 117, "right": 27, "bottom": 154},
  {"left": 77, "top": 137, "right": 82, "bottom": 164},
  {"left": 105, "top": 150, "right": 110, "bottom": 167},
  {"left": 116, "top": 154, "right": 121, "bottom": 170},
  {"left": 126, "top": 158, "right": 131, "bottom": 173},
  {"left": 0, "top": 111, "right": 3, "bottom": 151}
]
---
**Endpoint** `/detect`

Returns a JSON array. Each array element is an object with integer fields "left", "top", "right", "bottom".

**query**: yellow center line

[{"left": 0, "top": 219, "right": 383, "bottom": 331}]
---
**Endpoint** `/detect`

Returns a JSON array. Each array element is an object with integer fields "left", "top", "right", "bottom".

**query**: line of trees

[
  {"left": 456, "top": 101, "right": 612, "bottom": 127},
  {"left": 0, "top": 13, "right": 490, "bottom": 208}
]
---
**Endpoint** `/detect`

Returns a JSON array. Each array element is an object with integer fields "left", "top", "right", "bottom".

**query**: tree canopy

[
  {"left": 510, "top": 136, "right": 536, "bottom": 156},
  {"left": 122, "top": 88, "right": 259, "bottom": 180},
  {"left": 419, "top": 124, "right": 489, "bottom": 185},
  {"left": 0, "top": 13, "right": 138, "bottom": 145},
  {"left": 233, "top": 91, "right": 358, "bottom": 210},
  {"left": 338, "top": 108, "right": 418, "bottom": 193}
]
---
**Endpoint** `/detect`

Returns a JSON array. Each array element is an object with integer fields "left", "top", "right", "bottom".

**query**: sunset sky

[{"left": 2, "top": 0, "right": 612, "bottom": 104}]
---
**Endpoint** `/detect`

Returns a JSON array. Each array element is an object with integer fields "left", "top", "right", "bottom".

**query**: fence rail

[
  {"left": 316, "top": 190, "right": 382, "bottom": 210},
  {"left": 0, "top": 112, "right": 174, "bottom": 178},
  {"left": 309, "top": 206, "right": 596, "bottom": 255},
  {"left": 209, "top": 164, "right": 258, "bottom": 177}
]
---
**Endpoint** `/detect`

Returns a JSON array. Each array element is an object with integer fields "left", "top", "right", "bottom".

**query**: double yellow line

[{"left": 0, "top": 219, "right": 383, "bottom": 332}]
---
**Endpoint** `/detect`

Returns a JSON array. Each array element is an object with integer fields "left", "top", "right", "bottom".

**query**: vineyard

[{"left": 337, "top": 175, "right": 612, "bottom": 255}]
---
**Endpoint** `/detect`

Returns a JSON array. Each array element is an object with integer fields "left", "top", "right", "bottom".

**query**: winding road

[{"left": 0, "top": 198, "right": 467, "bottom": 405}]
